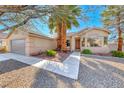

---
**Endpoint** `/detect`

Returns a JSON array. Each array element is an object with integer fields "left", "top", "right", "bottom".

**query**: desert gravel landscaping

[
  {"left": 32, "top": 51, "right": 72, "bottom": 62},
  {"left": 0, "top": 55, "right": 124, "bottom": 88}
]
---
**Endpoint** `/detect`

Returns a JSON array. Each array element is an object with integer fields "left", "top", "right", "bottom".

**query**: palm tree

[
  {"left": 48, "top": 5, "right": 82, "bottom": 51},
  {"left": 102, "top": 6, "right": 124, "bottom": 51}
]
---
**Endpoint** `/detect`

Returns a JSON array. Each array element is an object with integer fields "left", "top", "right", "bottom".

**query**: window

[
  {"left": 82, "top": 38, "right": 85, "bottom": 47},
  {"left": 87, "top": 37, "right": 103, "bottom": 47},
  {"left": 66, "top": 40, "right": 70, "bottom": 47}
]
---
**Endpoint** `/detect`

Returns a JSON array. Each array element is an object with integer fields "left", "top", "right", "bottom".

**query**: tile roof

[{"left": 0, "top": 23, "right": 53, "bottom": 39}]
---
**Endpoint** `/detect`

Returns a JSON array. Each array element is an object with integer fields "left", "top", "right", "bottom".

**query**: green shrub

[
  {"left": 111, "top": 50, "right": 124, "bottom": 58},
  {"left": 46, "top": 50, "right": 57, "bottom": 56},
  {"left": 110, "top": 50, "right": 116, "bottom": 53},
  {"left": 81, "top": 49, "right": 92, "bottom": 54}
]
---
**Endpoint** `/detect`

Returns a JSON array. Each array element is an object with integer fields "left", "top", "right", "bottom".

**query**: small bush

[
  {"left": 81, "top": 49, "right": 92, "bottom": 54},
  {"left": 46, "top": 50, "right": 57, "bottom": 56},
  {"left": 111, "top": 50, "right": 124, "bottom": 58},
  {"left": 110, "top": 50, "right": 116, "bottom": 54},
  {"left": 0, "top": 46, "right": 7, "bottom": 53}
]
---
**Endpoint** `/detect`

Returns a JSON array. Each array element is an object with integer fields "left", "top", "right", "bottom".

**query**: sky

[
  {"left": 1, "top": 5, "right": 116, "bottom": 40},
  {"left": 32, "top": 5, "right": 106, "bottom": 37}
]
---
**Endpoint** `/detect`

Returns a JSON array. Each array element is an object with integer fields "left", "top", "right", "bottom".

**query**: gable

[
  {"left": 81, "top": 29, "right": 109, "bottom": 37},
  {"left": 7, "top": 29, "right": 28, "bottom": 40},
  {"left": 67, "top": 28, "right": 110, "bottom": 37}
]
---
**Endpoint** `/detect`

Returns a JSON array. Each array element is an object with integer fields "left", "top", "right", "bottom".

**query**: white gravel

[{"left": 0, "top": 55, "right": 124, "bottom": 88}]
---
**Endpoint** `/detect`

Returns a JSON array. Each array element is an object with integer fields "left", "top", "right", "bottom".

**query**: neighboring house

[
  {"left": 0, "top": 33, "right": 8, "bottom": 51},
  {"left": 108, "top": 40, "right": 124, "bottom": 51},
  {"left": 0, "top": 25, "right": 57, "bottom": 56},
  {"left": 66, "top": 28, "right": 110, "bottom": 53},
  {"left": 0, "top": 33, "right": 8, "bottom": 46},
  {"left": 107, "top": 31, "right": 124, "bottom": 51},
  {"left": 0, "top": 39, "right": 5, "bottom": 46}
]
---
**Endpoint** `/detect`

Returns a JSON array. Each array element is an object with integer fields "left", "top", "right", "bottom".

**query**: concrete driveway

[
  {"left": 0, "top": 52, "right": 80, "bottom": 80},
  {"left": 0, "top": 53, "right": 124, "bottom": 88}
]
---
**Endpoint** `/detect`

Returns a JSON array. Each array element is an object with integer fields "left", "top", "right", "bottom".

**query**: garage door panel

[{"left": 11, "top": 39, "right": 25, "bottom": 55}]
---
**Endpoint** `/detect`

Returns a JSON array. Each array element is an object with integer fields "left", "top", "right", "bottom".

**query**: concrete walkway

[{"left": 0, "top": 52, "right": 80, "bottom": 80}]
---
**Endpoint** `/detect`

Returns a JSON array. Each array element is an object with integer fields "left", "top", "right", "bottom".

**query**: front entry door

[{"left": 75, "top": 38, "right": 80, "bottom": 49}]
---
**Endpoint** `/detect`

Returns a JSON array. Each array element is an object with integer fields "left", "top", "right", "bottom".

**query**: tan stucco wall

[
  {"left": 5, "top": 29, "right": 29, "bottom": 55},
  {"left": 28, "top": 34, "right": 57, "bottom": 55},
  {"left": 68, "top": 29, "right": 110, "bottom": 53},
  {"left": 3, "top": 25, "right": 57, "bottom": 56}
]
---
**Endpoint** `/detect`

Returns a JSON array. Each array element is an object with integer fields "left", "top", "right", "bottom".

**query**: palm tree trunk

[
  {"left": 117, "top": 16, "right": 123, "bottom": 51},
  {"left": 56, "top": 19, "right": 62, "bottom": 50},
  {"left": 57, "top": 24, "right": 61, "bottom": 50},
  {"left": 117, "top": 27, "right": 123, "bottom": 51},
  {"left": 60, "top": 20, "right": 67, "bottom": 52}
]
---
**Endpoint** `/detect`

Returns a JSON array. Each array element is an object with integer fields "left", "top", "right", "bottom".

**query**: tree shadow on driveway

[
  {"left": 31, "top": 55, "right": 124, "bottom": 88},
  {"left": 31, "top": 68, "right": 78, "bottom": 88},
  {"left": 78, "top": 56, "right": 124, "bottom": 88},
  {"left": 0, "top": 59, "right": 30, "bottom": 75},
  {"left": 1, "top": 56, "right": 124, "bottom": 88}
]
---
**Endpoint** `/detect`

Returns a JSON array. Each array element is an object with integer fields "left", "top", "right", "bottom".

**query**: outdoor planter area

[
  {"left": 81, "top": 49, "right": 124, "bottom": 58},
  {"left": 32, "top": 50, "right": 72, "bottom": 62},
  {"left": 93, "top": 53, "right": 112, "bottom": 56}
]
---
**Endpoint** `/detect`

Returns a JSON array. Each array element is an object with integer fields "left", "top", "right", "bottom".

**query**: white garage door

[{"left": 11, "top": 39, "right": 25, "bottom": 55}]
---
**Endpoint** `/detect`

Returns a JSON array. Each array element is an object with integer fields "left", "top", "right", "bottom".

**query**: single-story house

[
  {"left": 0, "top": 25, "right": 57, "bottom": 56},
  {"left": 0, "top": 27, "right": 111, "bottom": 55},
  {"left": 66, "top": 28, "right": 110, "bottom": 53}
]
